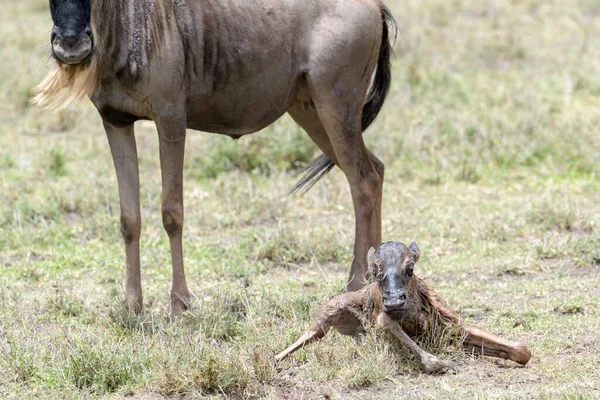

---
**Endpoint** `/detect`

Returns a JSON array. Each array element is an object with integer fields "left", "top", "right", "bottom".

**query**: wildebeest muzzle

[{"left": 51, "top": 25, "right": 93, "bottom": 65}]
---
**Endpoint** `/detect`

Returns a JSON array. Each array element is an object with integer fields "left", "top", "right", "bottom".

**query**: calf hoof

[
  {"left": 421, "top": 354, "right": 457, "bottom": 374},
  {"left": 170, "top": 293, "right": 191, "bottom": 317},
  {"left": 512, "top": 344, "right": 532, "bottom": 365},
  {"left": 274, "top": 350, "right": 293, "bottom": 364}
]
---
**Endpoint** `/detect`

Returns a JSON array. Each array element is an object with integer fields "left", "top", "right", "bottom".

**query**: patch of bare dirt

[
  {"left": 541, "top": 256, "right": 599, "bottom": 278},
  {"left": 0, "top": 251, "right": 50, "bottom": 267}
]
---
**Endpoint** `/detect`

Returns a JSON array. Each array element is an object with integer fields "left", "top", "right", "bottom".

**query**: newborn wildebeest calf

[{"left": 276, "top": 241, "right": 532, "bottom": 373}]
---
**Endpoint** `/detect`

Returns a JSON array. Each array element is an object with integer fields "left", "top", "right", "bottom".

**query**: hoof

[
  {"left": 125, "top": 295, "right": 143, "bottom": 315},
  {"left": 421, "top": 354, "right": 458, "bottom": 374},
  {"left": 170, "top": 293, "right": 191, "bottom": 317},
  {"left": 512, "top": 344, "right": 532, "bottom": 365}
]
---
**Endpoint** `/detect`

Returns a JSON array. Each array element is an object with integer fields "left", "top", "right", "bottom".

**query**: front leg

[
  {"left": 105, "top": 122, "right": 143, "bottom": 314},
  {"left": 377, "top": 313, "right": 456, "bottom": 374},
  {"left": 155, "top": 113, "right": 190, "bottom": 316}
]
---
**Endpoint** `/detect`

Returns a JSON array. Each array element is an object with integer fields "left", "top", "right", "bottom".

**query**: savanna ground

[{"left": 1, "top": 0, "right": 599, "bottom": 398}]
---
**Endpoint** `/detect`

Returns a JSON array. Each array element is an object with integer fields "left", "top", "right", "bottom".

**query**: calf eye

[{"left": 405, "top": 263, "right": 414, "bottom": 277}]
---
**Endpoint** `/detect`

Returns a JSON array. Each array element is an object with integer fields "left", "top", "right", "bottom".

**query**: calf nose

[{"left": 383, "top": 293, "right": 407, "bottom": 311}]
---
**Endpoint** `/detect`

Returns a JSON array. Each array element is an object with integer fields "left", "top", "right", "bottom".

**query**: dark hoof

[
  {"left": 125, "top": 295, "right": 143, "bottom": 315},
  {"left": 170, "top": 295, "right": 190, "bottom": 317}
]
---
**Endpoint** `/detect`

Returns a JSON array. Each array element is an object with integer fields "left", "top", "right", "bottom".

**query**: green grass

[{"left": 1, "top": 0, "right": 600, "bottom": 398}]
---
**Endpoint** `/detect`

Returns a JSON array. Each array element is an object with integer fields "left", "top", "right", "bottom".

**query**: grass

[{"left": 1, "top": 0, "right": 599, "bottom": 398}]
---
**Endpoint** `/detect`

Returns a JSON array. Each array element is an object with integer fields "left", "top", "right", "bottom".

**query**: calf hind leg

[
  {"left": 462, "top": 324, "right": 532, "bottom": 365},
  {"left": 275, "top": 291, "right": 366, "bottom": 362},
  {"left": 275, "top": 325, "right": 328, "bottom": 363}
]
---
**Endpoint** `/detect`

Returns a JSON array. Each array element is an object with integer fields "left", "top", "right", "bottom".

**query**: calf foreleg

[
  {"left": 462, "top": 323, "right": 531, "bottom": 365},
  {"left": 377, "top": 313, "right": 456, "bottom": 374}
]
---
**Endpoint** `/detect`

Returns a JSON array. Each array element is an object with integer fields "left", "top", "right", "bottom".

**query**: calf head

[
  {"left": 367, "top": 241, "right": 420, "bottom": 314},
  {"left": 49, "top": 0, "right": 93, "bottom": 64}
]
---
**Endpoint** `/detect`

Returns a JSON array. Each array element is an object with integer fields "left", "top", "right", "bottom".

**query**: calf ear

[
  {"left": 367, "top": 247, "right": 378, "bottom": 279},
  {"left": 408, "top": 241, "right": 420, "bottom": 262}
]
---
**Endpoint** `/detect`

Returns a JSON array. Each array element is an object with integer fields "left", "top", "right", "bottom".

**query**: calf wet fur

[{"left": 275, "top": 241, "right": 532, "bottom": 373}]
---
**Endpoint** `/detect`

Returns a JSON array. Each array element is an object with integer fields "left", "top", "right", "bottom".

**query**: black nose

[
  {"left": 52, "top": 26, "right": 92, "bottom": 46},
  {"left": 51, "top": 25, "right": 93, "bottom": 65},
  {"left": 383, "top": 293, "right": 407, "bottom": 312},
  {"left": 61, "top": 33, "right": 79, "bottom": 46}
]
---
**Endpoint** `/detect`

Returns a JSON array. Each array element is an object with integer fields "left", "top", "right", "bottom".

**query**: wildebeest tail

[{"left": 292, "top": 5, "right": 396, "bottom": 195}]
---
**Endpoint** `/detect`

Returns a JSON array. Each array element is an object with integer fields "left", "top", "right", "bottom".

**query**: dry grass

[{"left": 1, "top": 0, "right": 599, "bottom": 398}]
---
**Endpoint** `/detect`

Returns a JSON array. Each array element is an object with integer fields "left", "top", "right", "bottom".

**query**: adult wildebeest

[
  {"left": 35, "top": 0, "right": 395, "bottom": 315},
  {"left": 276, "top": 241, "right": 532, "bottom": 372}
]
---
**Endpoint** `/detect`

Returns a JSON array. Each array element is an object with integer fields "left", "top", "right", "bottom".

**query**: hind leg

[
  {"left": 289, "top": 100, "right": 386, "bottom": 178},
  {"left": 301, "top": 7, "right": 385, "bottom": 290},
  {"left": 288, "top": 101, "right": 338, "bottom": 166},
  {"left": 462, "top": 324, "right": 532, "bottom": 365},
  {"left": 275, "top": 324, "right": 328, "bottom": 363},
  {"left": 304, "top": 81, "right": 383, "bottom": 290},
  {"left": 276, "top": 290, "right": 367, "bottom": 362},
  {"left": 289, "top": 100, "right": 385, "bottom": 290}
]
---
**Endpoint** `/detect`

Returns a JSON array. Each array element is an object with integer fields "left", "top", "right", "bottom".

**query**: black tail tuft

[
  {"left": 292, "top": 5, "right": 397, "bottom": 196},
  {"left": 290, "top": 154, "right": 335, "bottom": 195}
]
